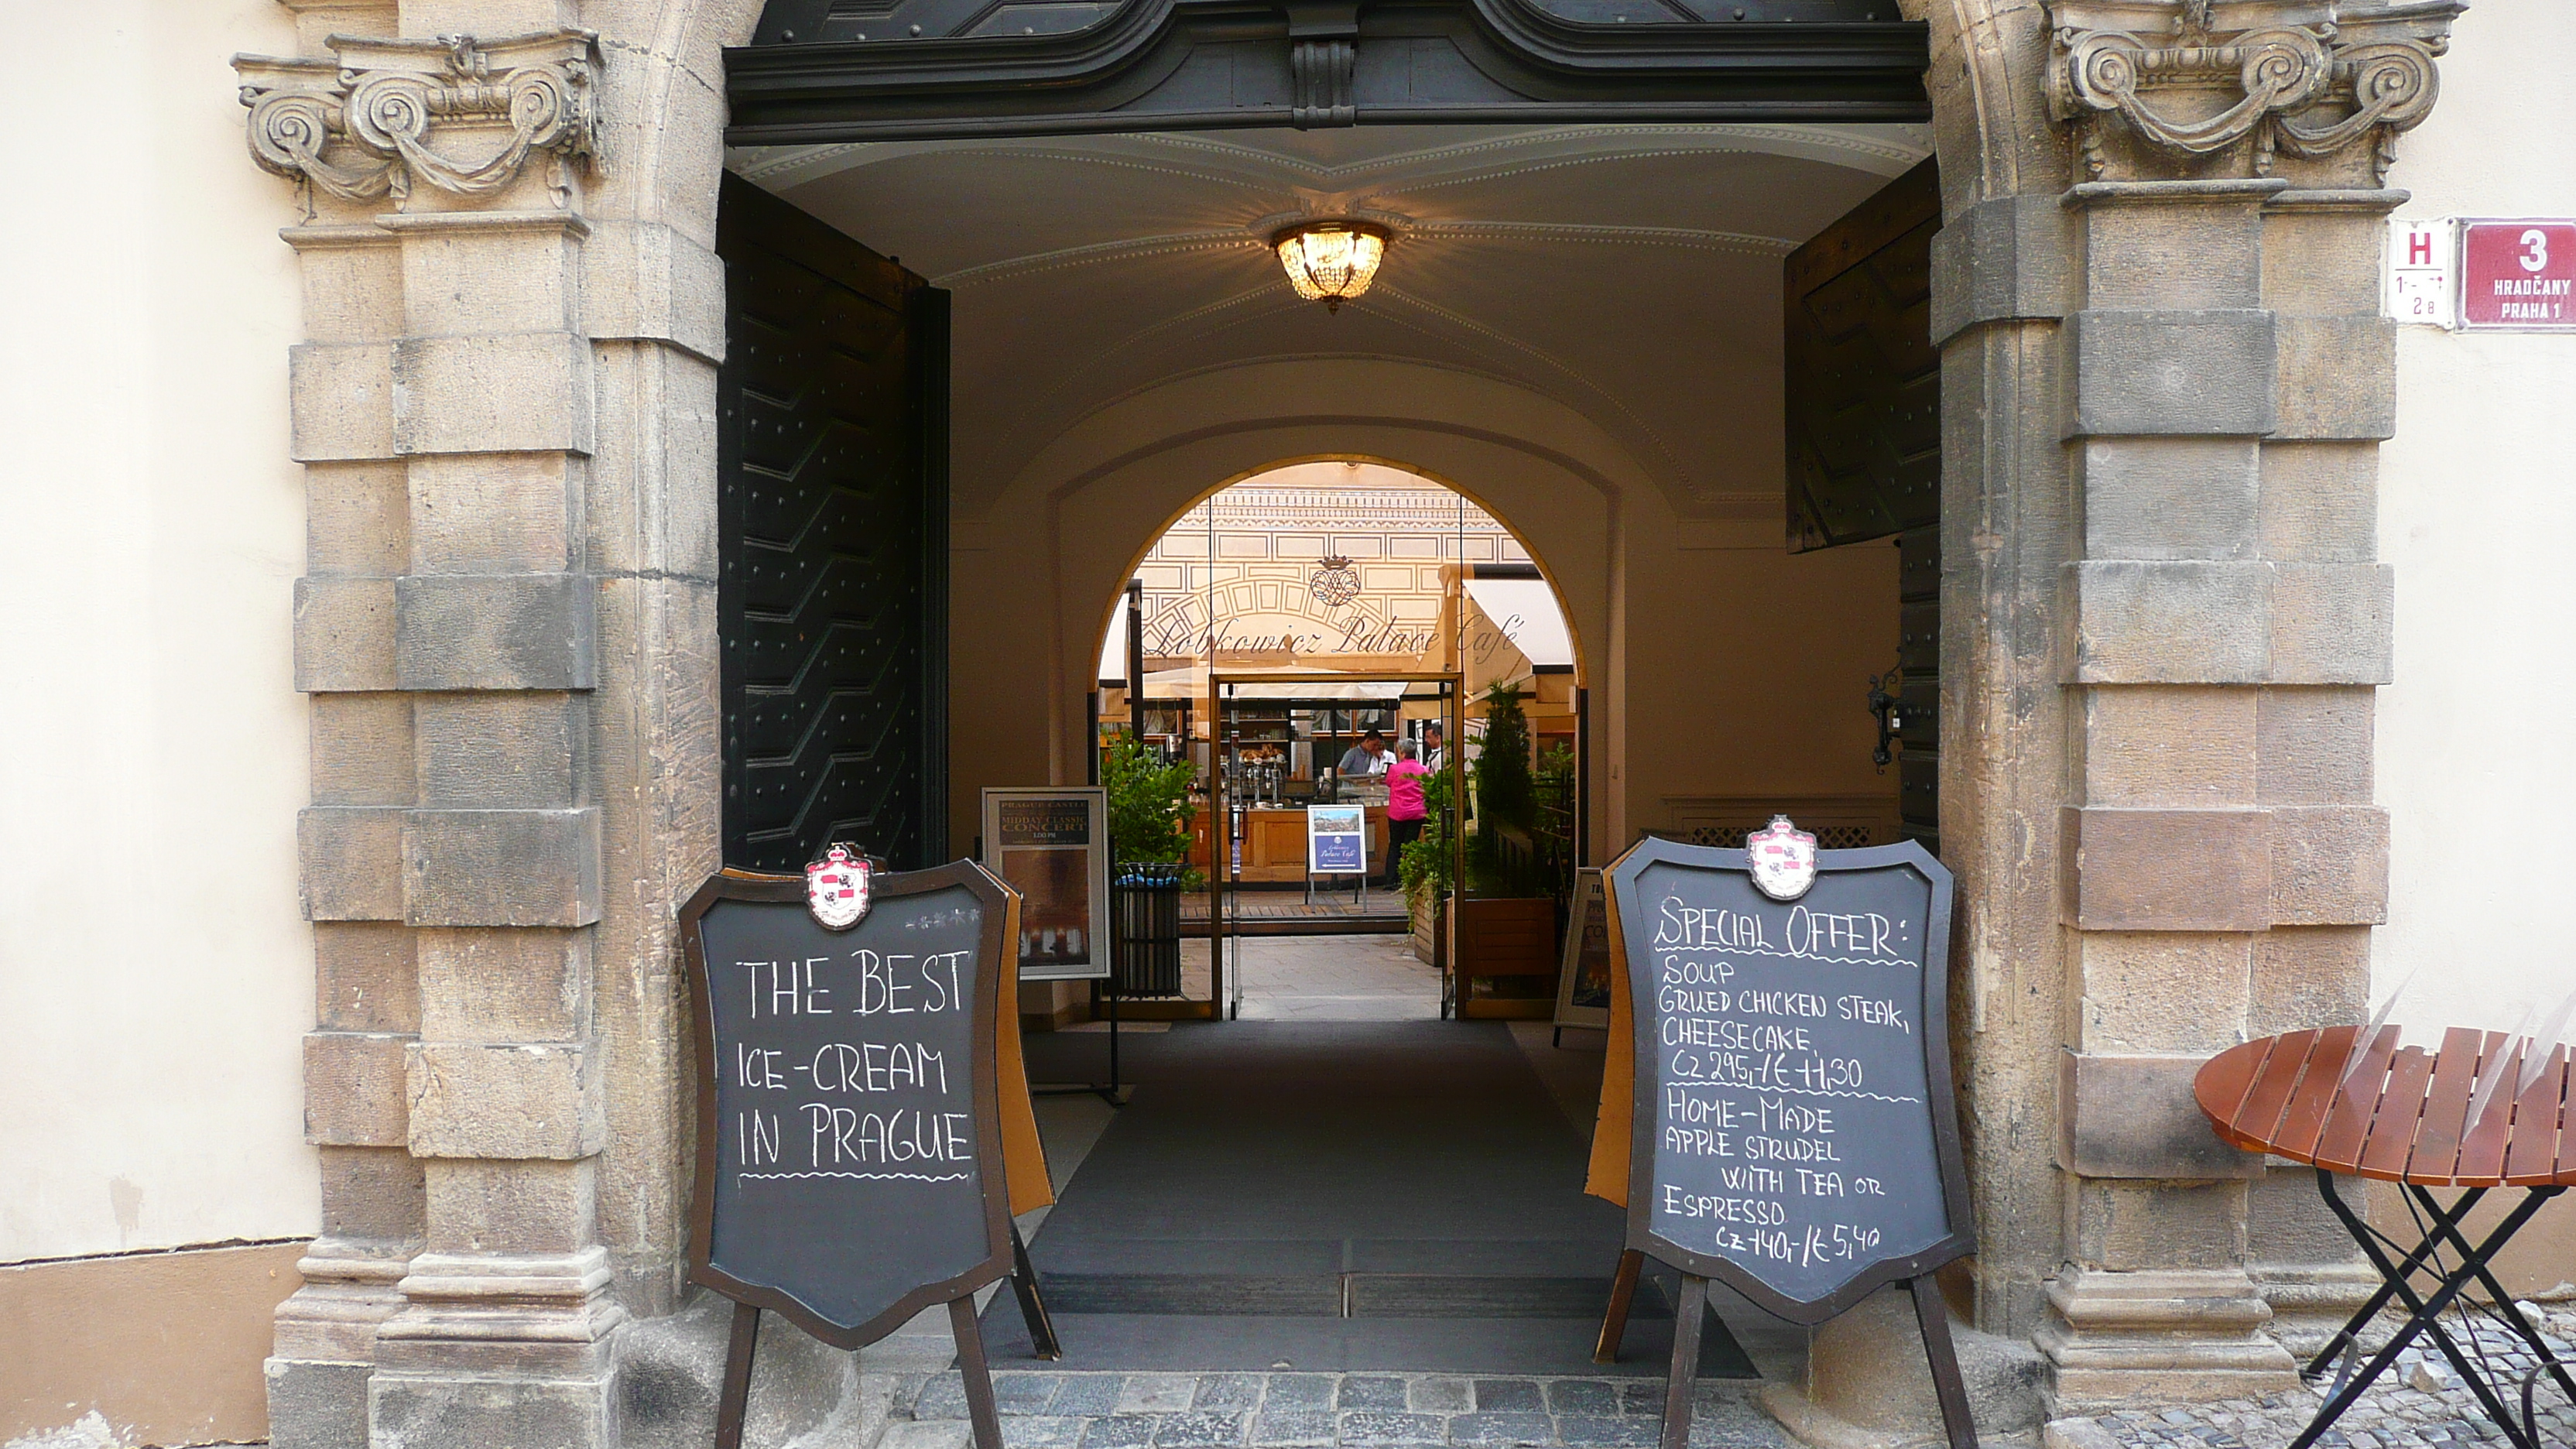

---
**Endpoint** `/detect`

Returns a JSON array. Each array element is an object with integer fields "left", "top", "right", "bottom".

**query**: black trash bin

[{"left": 1111, "top": 862, "right": 1184, "bottom": 999}]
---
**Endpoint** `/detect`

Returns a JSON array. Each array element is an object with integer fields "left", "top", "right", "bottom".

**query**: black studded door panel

[
  {"left": 717, "top": 173, "right": 949, "bottom": 872},
  {"left": 1785, "top": 158, "right": 1938, "bottom": 854}
]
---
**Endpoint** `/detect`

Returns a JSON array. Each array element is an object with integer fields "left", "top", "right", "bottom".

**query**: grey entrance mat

[{"left": 995, "top": 1020, "right": 1760, "bottom": 1376}]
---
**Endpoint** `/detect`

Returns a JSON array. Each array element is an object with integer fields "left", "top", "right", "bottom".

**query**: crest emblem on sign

[
  {"left": 1310, "top": 555, "right": 1361, "bottom": 608},
  {"left": 805, "top": 843, "right": 873, "bottom": 930},
  {"left": 1745, "top": 815, "right": 1818, "bottom": 902}
]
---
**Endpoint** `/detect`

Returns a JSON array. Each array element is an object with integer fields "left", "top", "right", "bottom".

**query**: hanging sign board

[
  {"left": 1307, "top": 803, "right": 1368, "bottom": 875},
  {"left": 981, "top": 788, "right": 1112, "bottom": 981},
  {"left": 1612, "top": 829, "right": 1970, "bottom": 1318},
  {"left": 2458, "top": 220, "right": 2576, "bottom": 331}
]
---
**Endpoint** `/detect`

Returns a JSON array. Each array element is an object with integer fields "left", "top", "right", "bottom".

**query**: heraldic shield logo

[
  {"left": 805, "top": 843, "right": 873, "bottom": 930},
  {"left": 1745, "top": 815, "right": 1818, "bottom": 902}
]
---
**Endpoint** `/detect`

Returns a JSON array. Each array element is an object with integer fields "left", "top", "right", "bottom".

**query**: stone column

[
  {"left": 237, "top": 16, "right": 660, "bottom": 1444},
  {"left": 2022, "top": 0, "right": 2455, "bottom": 1410}
]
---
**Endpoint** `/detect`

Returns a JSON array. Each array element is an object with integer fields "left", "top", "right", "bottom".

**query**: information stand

[
  {"left": 680, "top": 860, "right": 1061, "bottom": 1449},
  {"left": 1586, "top": 829, "right": 1976, "bottom": 1449},
  {"left": 1305, "top": 803, "right": 1368, "bottom": 904}
]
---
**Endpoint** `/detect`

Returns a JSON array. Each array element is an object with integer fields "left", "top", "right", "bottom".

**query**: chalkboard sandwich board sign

[
  {"left": 1591, "top": 823, "right": 1977, "bottom": 1449},
  {"left": 681, "top": 857, "right": 1054, "bottom": 1449}
]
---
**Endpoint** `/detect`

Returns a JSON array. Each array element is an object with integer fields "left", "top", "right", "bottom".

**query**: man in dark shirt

[{"left": 1336, "top": 729, "right": 1387, "bottom": 776}]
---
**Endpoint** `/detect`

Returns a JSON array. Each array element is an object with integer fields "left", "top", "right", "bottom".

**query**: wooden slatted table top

[{"left": 2194, "top": 1028, "right": 2576, "bottom": 1187}]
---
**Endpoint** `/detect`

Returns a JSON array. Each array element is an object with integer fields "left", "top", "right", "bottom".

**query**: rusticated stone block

[
  {"left": 300, "top": 806, "right": 407, "bottom": 921},
  {"left": 386, "top": 214, "right": 581, "bottom": 338},
  {"left": 307, "top": 1030, "right": 413, "bottom": 1146},
  {"left": 2081, "top": 438, "right": 2260, "bottom": 561},
  {"left": 2273, "top": 316, "right": 2396, "bottom": 441},
  {"left": 310, "top": 693, "right": 415, "bottom": 807},
  {"left": 372, "top": 1369, "right": 616, "bottom": 1449},
  {"left": 2249, "top": 925, "right": 2372, "bottom": 1040},
  {"left": 391, "top": 332, "right": 595, "bottom": 457},
  {"left": 2269, "top": 805, "right": 2389, "bottom": 925},
  {"left": 314, "top": 921, "right": 419, "bottom": 1033},
  {"left": 584, "top": 221, "right": 726, "bottom": 364},
  {"left": 406, "top": 1043, "right": 601, "bottom": 1160},
  {"left": 414, "top": 693, "right": 588, "bottom": 810},
  {"left": 2069, "top": 1180, "right": 2257, "bottom": 1267},
  {"left": 402, "top": 808, "right": 601, "bottom": 927},
  {"left": 2257, "top": 442, "right": 2376, "bottom": 564},
  {"left": 406, "top": 453, "right": 581, "bottom": 575},
  {"left": 2256, "top": 687, "right": 2374, "bottom": 804},
  {"left": 423, "top": 1160, "right": 598, "bottom": 1253},
  {"left": 2069, "top": 310, "right": 2276, "bottom": 438},
  {"left": 2068, "top": 561, "right": 2269, "bottom": 683},
  {"left": 294, "top": 577, "right": 399, "bottom": 693},
  {"left": 2073, "top": 933, "right": 2250, "bottom": 1054},
  {"left": 2260, "top": 208, "right": 2389, "bottom": 318},
  {"left": 2061, "top": 1053, "right": 2263, "bottom": 1180},
  {"left": 267, "top": 1358, "right": 375, "bottom": 1449},
  {"left": 289, "top": 342, "right": 397, "bottom": 461},
  {"left": 1930, "top": 194, "right": 2078, "bottom": 344},
  {"left": 306, "top": 461, "right": 409, "bottom": 577},
  {"left": 317, "top": 1143, "right": 426, "bottom": 1242},
  {"left": 416, "top": 928, "right": 592, "bottom": 1043},
  {"left": 2080, "top": 687, "right": 2256, "bottom": 809},
  {"left": 394, "top": 574, "right": 598, "bottom": 691},
  {"left": 2081, "top": 200, "right": 2264, "bottom": 311},
  {"left": 2267, "top": 564, "right": 2393, "bottom": 685},
  {"left": 588, "top": 345, "right": 722, "bottom": 580},
  {"left": 2063, "top": 807, "right": 2273, "bottom": 931}
]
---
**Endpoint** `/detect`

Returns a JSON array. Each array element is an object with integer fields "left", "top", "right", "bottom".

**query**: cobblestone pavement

[
  {"left": 2050, "top": 1311, "right": 2576, "bottom": 1449},
  {"left": 889, "top": 1372, "right": 1790, "bottom": 1449}
]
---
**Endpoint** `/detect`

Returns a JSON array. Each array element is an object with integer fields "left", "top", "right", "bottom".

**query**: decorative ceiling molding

[
  {"left": 930, "top": 216, "right": 1790, "bottom": 287},
  {"left": 726, "top": 0, "right": 1929, "bottom": 142}
]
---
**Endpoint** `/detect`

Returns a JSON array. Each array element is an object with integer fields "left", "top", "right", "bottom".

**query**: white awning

[
  {"left": 1097, "top": 594, "right": 1129, "bottom": 685},
  {"left": 1462, "top": 578, "right": 1574, "bottom": 668}
]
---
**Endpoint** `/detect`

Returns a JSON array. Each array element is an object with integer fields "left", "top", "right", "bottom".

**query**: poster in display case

[{"left": 980, "top": 787, "right": 1112, "bottom": 982}]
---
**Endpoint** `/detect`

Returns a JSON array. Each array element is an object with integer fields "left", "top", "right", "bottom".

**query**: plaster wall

[
  {"left": 941, "top": 359, "right": 1897, "bottom": 872},
  {"left": 0, "top": 0, "right": 317, "bottom": 1264},
  {"left": 2376, "top": 0, "right": 2576, "bottom": 1036}
]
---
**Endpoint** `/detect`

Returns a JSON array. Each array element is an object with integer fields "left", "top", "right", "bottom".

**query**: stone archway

[{"left": 230, "top": 0, "right": 2457, "bottom": 1441}]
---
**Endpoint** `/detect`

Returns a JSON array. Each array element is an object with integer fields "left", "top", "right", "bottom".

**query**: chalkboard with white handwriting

[
  {"left": 1612, "top": 837, "right": 1970, "bottom": 1322},
  {"left": 682, "top": 862, "right": 1016, "bottom": 1348}
]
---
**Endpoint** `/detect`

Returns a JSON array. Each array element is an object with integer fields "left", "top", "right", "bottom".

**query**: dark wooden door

[
  {"left": 717, "top": 173, "right": 949, "bottom": 872},
  {"left": 1784, "top": 158, "right": 1939, "bottom": 854}
]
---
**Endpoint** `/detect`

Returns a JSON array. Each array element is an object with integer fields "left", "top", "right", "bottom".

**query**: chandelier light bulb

[{"left": 1274, "top": 221, "right": 1389, "bottom": 311}]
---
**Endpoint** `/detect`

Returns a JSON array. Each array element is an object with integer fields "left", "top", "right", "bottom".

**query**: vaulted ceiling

[{"left": 732, "top": 122, "right": 1930, "bottom": 519}]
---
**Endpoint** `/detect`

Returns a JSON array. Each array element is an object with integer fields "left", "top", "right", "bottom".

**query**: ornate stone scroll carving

[
  {"left": 235, "top": 29, "right": 601, "bottom": 209},
  {"left": 2045, "top": 2, "right": 2457, "bottom": 181}
]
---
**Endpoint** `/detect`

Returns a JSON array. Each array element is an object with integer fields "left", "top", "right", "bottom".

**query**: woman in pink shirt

[{"left": 1382, "top": 739, "right": 1429, "bottom": 889}]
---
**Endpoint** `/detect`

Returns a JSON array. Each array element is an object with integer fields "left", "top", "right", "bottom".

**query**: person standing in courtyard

[
  {"left": 1338, "top": 728, "right": 1388, "bottom": 776},
  {"left": 1383, "top": 739, "right": 1428, "bottom": 889}
]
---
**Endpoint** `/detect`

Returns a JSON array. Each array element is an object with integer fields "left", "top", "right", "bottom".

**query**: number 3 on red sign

[{"left": 2522, "top": 228, "right": 2551, "bottom": 273}]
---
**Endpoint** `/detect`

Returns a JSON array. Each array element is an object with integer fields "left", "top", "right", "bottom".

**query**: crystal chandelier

[{"left": 1273, "top": 221, "right": 1389, "bottom": 311}]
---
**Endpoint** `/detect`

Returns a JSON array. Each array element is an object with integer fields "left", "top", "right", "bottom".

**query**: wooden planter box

[
  {"left": 1453, "top": 896, "right": 1558, "bottom": 1019},
  {"left": 1410, "top": 888, "right": 1445, "bottom": 964}
]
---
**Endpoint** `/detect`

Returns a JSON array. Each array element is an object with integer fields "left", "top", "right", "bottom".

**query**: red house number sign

[{"left": 2459, "top": 221, "right": 2576, "bottom": 330}]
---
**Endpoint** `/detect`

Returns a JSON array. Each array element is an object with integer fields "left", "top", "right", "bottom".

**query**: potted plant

[
  {"left": 1399, "top": 763, "right": 1458, "bottom": 964},
  {"left": 1455, "top": 683, "right": 1560, "bottom": 1018},
  {"left": 1101, "top": 731, "right": 1199, "bottom": 883}
]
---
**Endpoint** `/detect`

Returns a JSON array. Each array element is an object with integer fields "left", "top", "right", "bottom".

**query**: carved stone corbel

[
  {"left": 1287, "top": 2, "right": 1361, "bottom": 128},
  {"left": 235, "top": 29, "right": 601, "bottom": 211},
  {"left": 2044, "top": 1, "right": 2458, "bottom": 182}
]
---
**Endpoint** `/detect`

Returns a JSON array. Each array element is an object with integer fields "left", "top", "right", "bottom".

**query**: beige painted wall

[
  {"left": 2378, "top": 0, "right": 2576, "bottom": 1036},
  {"left": 0, "top": 0, "right": 317, "bottom": 1267},
  {"left": 2374, "top": 0, "right": 2576, "bottom": 1282}
]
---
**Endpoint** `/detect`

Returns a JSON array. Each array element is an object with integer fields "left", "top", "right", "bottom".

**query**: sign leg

[
  {"left": 1907, "top": 1275, "right": 1979, "bottom": 1449},
  {"left": 1011, "top": 1221, "right": 1064, "bottom": 1360},
  {"left": 1595, "top": 1248, "right": 1644, "bottom": 1364},
  {"left": 951, "top": 1294, "right": 1006, "bottom": 1449},
  {"left": 1660, "top": 1273, "right": 1707, "bottom": 1449},
  {"left": 714, "top": 1301, "right": 760, "bottom": 1449}
]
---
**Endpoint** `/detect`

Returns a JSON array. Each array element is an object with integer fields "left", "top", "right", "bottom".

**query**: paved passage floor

[
  {"left": 995, "top": 1009, "right": 1783, "bottom": 1379},
  {"left": 885, "top": 1369, "right": 1791, "bottom": 1449}
]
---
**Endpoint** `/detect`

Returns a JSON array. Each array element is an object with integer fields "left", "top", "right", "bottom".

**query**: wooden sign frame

[
  {"left": 980, "top": 786, "right": 1112, "bottom": 982},
  {"left": 680, "top": 861, "right": 1022, "bottom": 1449},
  {"left": 1600, "top": 835, "right": 1978, "bottom": 1449}
]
